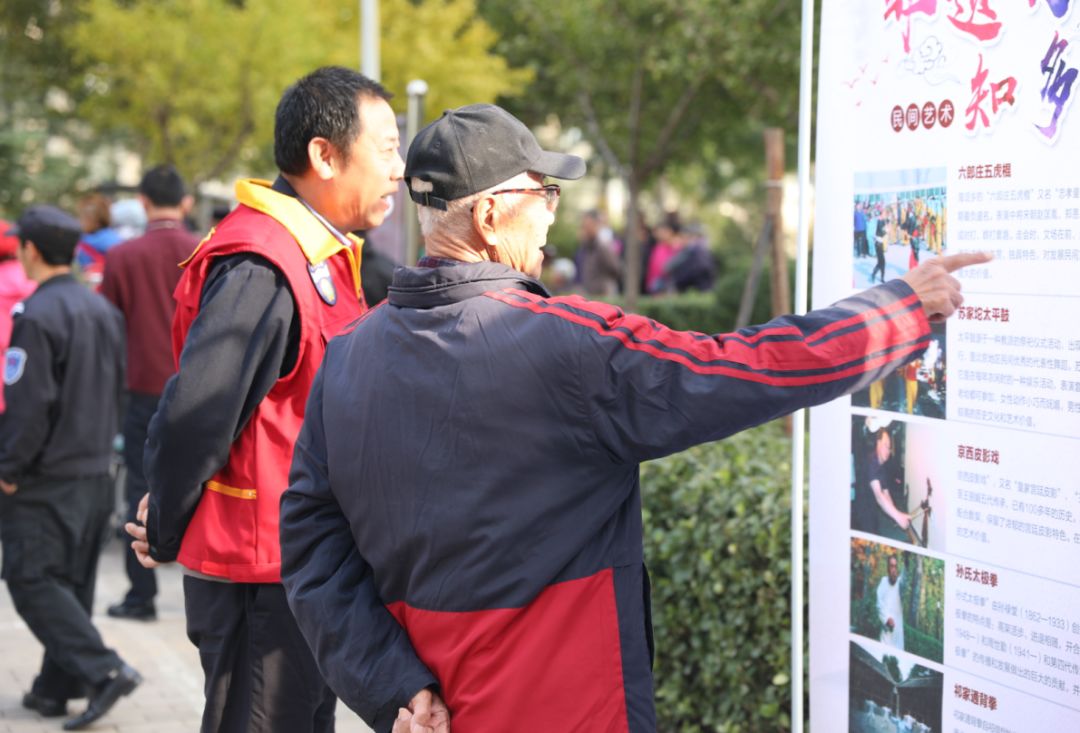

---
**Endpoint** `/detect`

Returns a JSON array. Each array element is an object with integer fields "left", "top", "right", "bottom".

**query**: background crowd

[{"left": 543, "top": 209, "right": 717, "bottom": 298}]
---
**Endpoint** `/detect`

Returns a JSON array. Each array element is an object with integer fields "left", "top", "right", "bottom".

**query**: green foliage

[
  {"left": 850, "top": 590, "right": 882, "bottom": 643},
  {"left": 480, "top": 0, "right": 801, "bottom": 188},
  {"left": 71, "top": 0, "right": 331, "bottom": 184},
  {"left": 0, "top": 125, "right": 92, "bottom": 217},
  {"left": 0, "top": 1, "right": 94, "bottom": 215},
  {"left": 377, "top": 0, "right": 532, "bottom": 124},
  {"left": 66, "top": 0, "right": 530, "bottom": 185},
  {"left": 626, "top": 289, "right": 735, "bottom": 335},
  {"left": 904, "top": 624, "right": 943, "bottom": 664},
  {"left": 610, "top": 256, "right": 785, "bottom": 335},
  {"left": 479, "top": 0, "right": 803, "bottom": 301},
  {"left": 641, "top": 422, "right": 801, "bottom": 732}
]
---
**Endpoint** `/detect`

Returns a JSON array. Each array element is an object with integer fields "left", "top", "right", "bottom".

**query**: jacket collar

[
  {"left": 233, "top": 177, "right": 362, "bottom": 265},
  {"left": 388, "top": 261, "right": 549, "bottom": 309},
  {"left": 33, "top": 272, "right": 77, "bottom": 292}
]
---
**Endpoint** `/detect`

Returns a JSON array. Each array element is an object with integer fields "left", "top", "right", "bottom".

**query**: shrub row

[{"left": 641, "top": 421, "right": 804, "bottom": 732}]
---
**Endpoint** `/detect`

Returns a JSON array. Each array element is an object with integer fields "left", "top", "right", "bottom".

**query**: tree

[
  {"left": 67, "top": 0, "right": 531, "bottom": 186},
  {"left": 379, "top": 0, "right": 532, "bottom": 125},
  {"left": 71, "top": 0, "right": 319, "bottom": 186},
  {"left": 0, "top": 1, "right": 94, "bottom": 215},
  {"left": 479, "top": 0, "right": 803, "bottom": 306}
]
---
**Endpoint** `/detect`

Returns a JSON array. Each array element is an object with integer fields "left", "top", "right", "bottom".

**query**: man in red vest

[{"left": 125, "top": 66, "right": 404, "bottom": 732}]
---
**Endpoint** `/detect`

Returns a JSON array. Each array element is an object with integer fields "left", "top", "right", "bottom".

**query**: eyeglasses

[{"left": 489, "top": 184, "right": 561, "bottom": 212}]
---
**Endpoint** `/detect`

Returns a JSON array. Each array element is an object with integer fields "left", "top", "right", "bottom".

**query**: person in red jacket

[
  {"left": 100, "top": 165, "right": 198, "bottom": 621},
  {"left": 125, "top": 66, "right": 405, "bottom": 732},
  {"left": 0, "top": 223, "right": 36, "bottom": 413}
]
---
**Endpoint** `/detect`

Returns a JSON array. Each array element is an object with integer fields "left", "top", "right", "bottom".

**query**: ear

[
  {"left": 306, "top": 137, "right": 336, "bottom": 181},
  {"left": 179, "top": 194, "right": 195, "bottom": 215},
  {"left": 472, "top": 196, "right": 500, "bottom": 248},
  {"left": 22, "top": 239, "right": 42, "bottom": 267}
]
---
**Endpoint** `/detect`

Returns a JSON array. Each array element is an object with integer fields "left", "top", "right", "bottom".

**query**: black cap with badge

[
  {"left": 5, "top": 205, "right": 82, "bottom": 264},
  {"left": 405, "top": 104, "right": 586, "bottom": 211}
]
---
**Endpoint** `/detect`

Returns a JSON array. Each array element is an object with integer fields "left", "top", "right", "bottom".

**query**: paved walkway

[{"left": 0, "top": 537, "right": 372, "bottom": 733}]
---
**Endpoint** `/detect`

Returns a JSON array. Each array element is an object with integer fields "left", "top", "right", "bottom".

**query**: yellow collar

[{"left": 234, "top": 178, "right": 363, "bottom": 265}]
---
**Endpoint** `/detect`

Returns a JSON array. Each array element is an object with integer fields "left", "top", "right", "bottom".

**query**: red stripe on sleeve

[
  {"left": 503, "top": 289, "right": 922, "bottom": 348},
  {"left": 486, "top": 290, "right": 929, "bottom": 386}
]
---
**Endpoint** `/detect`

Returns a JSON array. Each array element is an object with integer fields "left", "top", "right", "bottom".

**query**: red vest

[{"left": 172, "top": 181, "right": 365, "bottom": 582}]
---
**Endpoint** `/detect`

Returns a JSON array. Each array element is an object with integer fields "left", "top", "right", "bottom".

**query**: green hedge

[
  {"left": 615, "top": 256, "right": 790, "bottom": 335},
  {"left": 904, "top": 624, "right": 944, "bottom": 665},
  {"left": 641, "top": 421, "right": 803, "bottom": 732}
]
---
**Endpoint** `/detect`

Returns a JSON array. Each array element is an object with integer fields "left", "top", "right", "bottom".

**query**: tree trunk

[
  {"left": 736, "top": 216, "right": 772, "bottom": 329},
  {"left": 623, "top": 175, "right": 642, "bottom": 310},
  {"left": 764, "top": 128, "right": 790, "bottom": 318}
]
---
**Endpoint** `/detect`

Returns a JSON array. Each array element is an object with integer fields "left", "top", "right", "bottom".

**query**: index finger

[
  {"left": 936, "top": 251, "right": 993, "bottom": 272},
  {"left": 124, "top": 521, "right": 147, "bottom": 540}
]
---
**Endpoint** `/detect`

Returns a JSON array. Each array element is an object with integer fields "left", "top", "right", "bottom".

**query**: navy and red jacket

[{"left": 280, "top": 261, "right": 930, "bottom": 733}]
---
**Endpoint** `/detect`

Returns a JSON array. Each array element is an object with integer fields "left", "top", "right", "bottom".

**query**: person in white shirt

[{"left": 877, "top": 554, "right": 905, "bottom": 649}]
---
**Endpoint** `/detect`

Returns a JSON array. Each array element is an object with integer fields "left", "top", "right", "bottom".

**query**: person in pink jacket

[{"left": 0, "top": 222, "right": 36, "bottom": 412}]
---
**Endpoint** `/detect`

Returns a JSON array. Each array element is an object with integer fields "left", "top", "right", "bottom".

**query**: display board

[{"left": 809, "top": 3, "right": 1080, "bottom": 732}]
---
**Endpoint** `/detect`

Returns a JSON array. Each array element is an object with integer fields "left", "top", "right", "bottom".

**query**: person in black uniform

[{"left": 0, "top": 206, "right": 142, "bottom": 731}]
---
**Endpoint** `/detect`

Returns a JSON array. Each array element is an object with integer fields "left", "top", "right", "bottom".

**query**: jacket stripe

[
  {"left": 523, "top": 289, "right": 921, "bottom": 349},
  {"left": 485, "top": 290, "right": 928, "bottom": 386},
  {"left": 532, "top": 293, "right": 925, "bottom": 372},
  {"left": 205, "top": 480, "right": 257, "bottom": 500}
]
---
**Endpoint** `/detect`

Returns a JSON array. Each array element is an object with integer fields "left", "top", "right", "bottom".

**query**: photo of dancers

[{"left": 853, "top": 168, "right": 947, "bottom": 289}]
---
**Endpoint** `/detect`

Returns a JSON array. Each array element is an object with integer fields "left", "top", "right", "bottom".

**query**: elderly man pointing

[{"left": 280, "top": 104, "right": 988, "bottom": 733}]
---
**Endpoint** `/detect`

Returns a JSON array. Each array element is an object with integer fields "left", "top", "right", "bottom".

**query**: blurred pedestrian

[
  {"left": 633, "top": 212, "right": 657, "bottom": 294},
  {"left": 75, "top": 193, "right": 123, "bottom": 290},
  {"left": 871, "top": 213, "right": 888, "bottom": 284},
  {"left": 854, "top": 201, "right": 869, "bottom": 257},
  {"left": 645, "top": 215, "right": 680, "bottom": 293},
  {"left": 665, "top": 222, "right": 715, "bottom": 292},
  {"left": 0, "top": 206, "right": 140, "bottom": 730},
  {"left": 541, "top": 250, "right": 577, "bottom": 295},
  {"left": 109, "top": 198, "right": 147, "bottom": 241},
  {"left": 101, "top": 165, "right": 198, "bottom": 622},
  {"left": 126, "top": 66, "right": 402, "bottom": 733},
  {"left": 577, "top": 209, "right": 620, "bottom": 296},
  {"left": 0, "top": 222, "right": 36, "bottom": 413}
]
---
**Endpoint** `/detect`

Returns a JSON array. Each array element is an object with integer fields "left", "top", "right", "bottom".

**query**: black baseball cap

[
  {"left": 406, "top": 104, "right": 585, "bottom": 211},
  {"left": 5, "top": 205, "right": 82, "bottom": 262}
]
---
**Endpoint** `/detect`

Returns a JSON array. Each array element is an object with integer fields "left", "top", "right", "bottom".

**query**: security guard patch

[
  {"left": 4, "top": 347, "right": 26, "bottom": 385},
  {"left": 308, "top": 261, "right": 337, "bottom": 306}
]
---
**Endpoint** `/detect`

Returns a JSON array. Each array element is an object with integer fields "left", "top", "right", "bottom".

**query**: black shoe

[
  {"left": 107, "top": 600, "right": 157, "bottom": 621},
  {"left": 22, "top": 691, "right": 67, "bottom": 717},
  {"left": 62, "top": 663, "right": 142, "bottom": 731}
]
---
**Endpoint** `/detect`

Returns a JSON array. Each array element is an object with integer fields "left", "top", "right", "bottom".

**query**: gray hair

[{"left": 414, "top": 172, "right": 532, "bottom": 247}]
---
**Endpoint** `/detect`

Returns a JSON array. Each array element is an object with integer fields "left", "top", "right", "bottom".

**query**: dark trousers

[
  {"left": 854, "top": 230, "right": 869, "bottom": 257},
  {"left": 121, "top": 391, "right": 159, "bottom": 604},
  {"left": 184, "top": 576, "right": 337, "bottom": 733},
  {"left": 872, "top": 243, "right": 887, "bottom": 283},
  {"left": 1, "top": 475, "right": 123, "bottom": 699}
]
